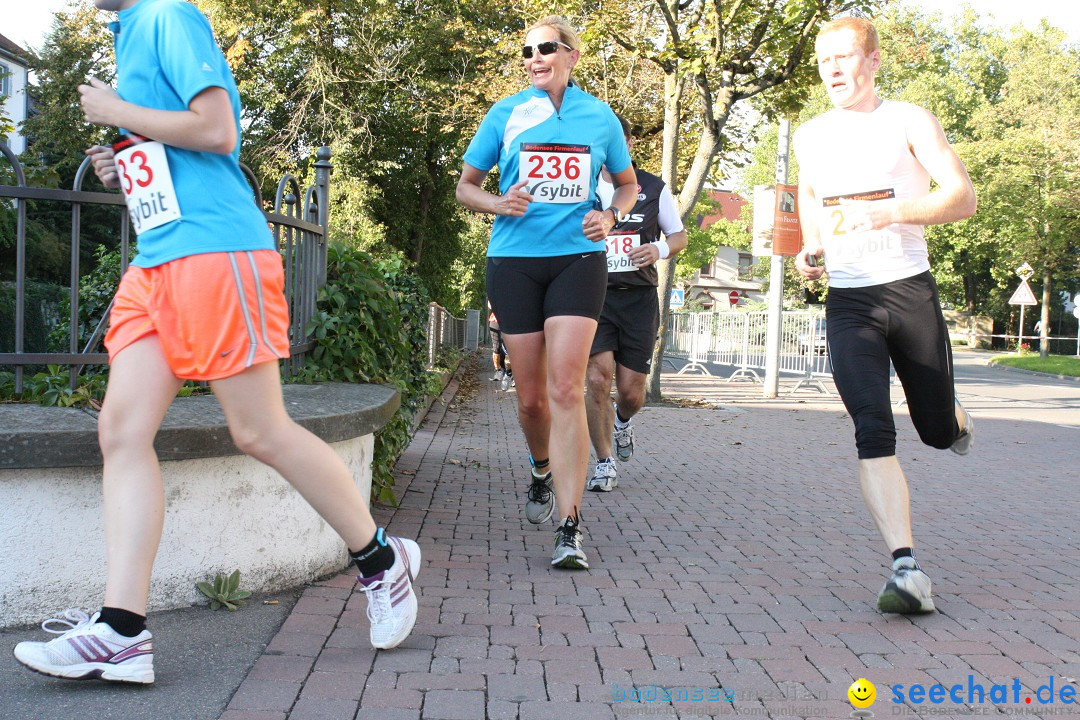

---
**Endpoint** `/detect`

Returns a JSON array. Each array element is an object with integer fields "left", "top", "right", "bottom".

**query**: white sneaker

[
  {"left": 950, "top": 403, "right": 974, "bottom": 456},
  {"left": 587, "top": 458, "right": 618, "bottom": 492},
  {"left": 612, "top": 403, "right": 634, "bottom": 461},
  {"left": 491, "top": 370, "right": 505, "bottom": 382},
  {"left": 13, "top": 609, "right": 155, "bottom": 683},
  {"left": 877, "top": 557, "right": 935, "bottom": 614},
  {"left": 357, "top": 536, "right": 421, "bottom": 649}
]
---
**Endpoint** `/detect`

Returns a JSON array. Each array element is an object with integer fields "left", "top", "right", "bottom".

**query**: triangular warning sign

[{"left": 1008, "top": 280, "right": 1038, "bottom": 306}]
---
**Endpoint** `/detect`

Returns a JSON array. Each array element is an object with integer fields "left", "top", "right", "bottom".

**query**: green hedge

[
  {"left": 296, "top": 246, "right": 439, "bottom": 504},
  {"left": 0, "top": 280, "right": 66, "bottom": 353},
  {"left": 2, "top": 244, "right": 436, "bottom": 505}
]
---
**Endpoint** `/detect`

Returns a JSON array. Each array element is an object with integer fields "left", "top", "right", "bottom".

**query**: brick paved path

[{"left": 222, "top": 357, "right": 1080, "bottom": 720}]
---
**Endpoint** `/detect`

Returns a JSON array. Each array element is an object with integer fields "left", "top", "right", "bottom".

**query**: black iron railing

[{"left": 0, "top": 141, "right": 331, "bottom": 391}]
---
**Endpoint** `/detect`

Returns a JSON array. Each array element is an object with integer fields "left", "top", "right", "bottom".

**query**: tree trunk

[
  {"left": 645, "top": 77, "right": 728, "bottom": 401},
  {"left": 646, "top": 69, "right": 684, "bottom": 402},
  {"left": 1040, "top": 270, "right": 1052, "bottom": 358}
]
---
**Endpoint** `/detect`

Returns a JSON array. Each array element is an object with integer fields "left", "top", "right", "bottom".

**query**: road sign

[
  {"left": 670, "top": 289, "right": 684, "bottom": 308},
  {"left": 728, "top": 290, "right": 740, "bottom": 306},
  {"left": 1008, "top": 280, "right": 1037, "bottom": 306},
  {"left": 1016, "top": 262, "right": 1034, "bottom": 280},
  {"left": 1074, "top": 306, "right": 1080, "bottom": 319}
]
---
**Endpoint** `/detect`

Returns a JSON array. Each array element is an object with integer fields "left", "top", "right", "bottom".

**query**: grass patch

[{"left": 989, "top": 354, "right": 1080, "bottom": 377}]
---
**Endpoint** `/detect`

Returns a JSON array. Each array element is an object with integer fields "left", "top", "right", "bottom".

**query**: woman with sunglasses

[{"left": 457, "top": 15, "right": 637, "bottom": 569}]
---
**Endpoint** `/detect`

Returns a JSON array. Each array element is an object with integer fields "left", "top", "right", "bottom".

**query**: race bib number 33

[
  {"left": 111, "top": 133, "right": 182, "bottom": 234},
  {"left": 519, "top": 143, "right": 591, "bottom": 204}
]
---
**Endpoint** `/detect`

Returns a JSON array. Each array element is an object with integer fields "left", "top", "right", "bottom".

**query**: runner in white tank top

[{"left": 793, "top": 17, "right": 977, "bottom": 616}]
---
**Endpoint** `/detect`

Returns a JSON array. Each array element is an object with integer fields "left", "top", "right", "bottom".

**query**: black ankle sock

[
  {"left": 98, "top": 607, "right": 147, "bottom": 638},
  {"left": 531, "top": 457, "right": 549, "bottom": 469},
  {"left": 615, "top": 408, "right": 630, "bottom": 424},
  {"left": 892, "top": 547, "right": 916, "bottom": 564},
  {"left": 350, "top": 528, "right": 395, "bottom": 578}
]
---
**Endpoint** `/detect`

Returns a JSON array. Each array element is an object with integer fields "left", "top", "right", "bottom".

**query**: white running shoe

[
  {"left": 612, "top": 403, "right": 634, "bottom": 461},
  {"left": 587, "top": 457, "right": 618, "bottom": 492},
  {"left": 877, "top": 557, "right": 935, "bottom": 614},
  {"left": 551, "top": 513, "right": 589, "bottom": 569},
  {"left": 13, "top": 609, "right": 155, "bottom": 684},
  {"left": 357, "top": 536, "right": 421, "bottom": 649},
  {"left": 524, "top": 470, "right": 554, "bottom": 524},
  {"left": 950, "top": 403, "right": 974, "bottom": 456}
]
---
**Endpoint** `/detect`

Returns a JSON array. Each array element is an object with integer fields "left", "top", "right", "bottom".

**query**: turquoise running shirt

[
  {"left": 463, "top": 84, "right": 632, "bottom": 257},
  {"left": 110, "top": 0, "right": 273, "bottom": 268}
]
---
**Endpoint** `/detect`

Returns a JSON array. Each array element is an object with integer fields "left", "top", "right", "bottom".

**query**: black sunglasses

[{"left": 522, "top": 40, "right": 571, "bottom": 59}]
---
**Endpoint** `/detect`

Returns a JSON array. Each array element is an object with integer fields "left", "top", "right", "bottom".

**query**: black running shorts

[
  {"left": 826, "top": 271, "right": 960, "bottom": 459},
  {"left": 589, "top": 286, "right": 660, "bottom": 374},
  {"left": 486, "top": 253, "right": 607, "bottom": 334}
]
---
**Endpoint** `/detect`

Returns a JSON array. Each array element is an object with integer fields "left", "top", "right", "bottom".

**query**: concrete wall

[
  {"left": 0, "top": 436, "right": 371, "bottom": 628},
  {"left": 943, "top": 310, "right": 993, "bottom": 348},
  {"left": 0, "top": 382, "right": 398, "bottom": 629}
]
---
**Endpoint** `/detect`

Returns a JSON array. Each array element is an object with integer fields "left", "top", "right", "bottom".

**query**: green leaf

[{"left": 227, "top": 569, "right": 241, "bottom": 595}]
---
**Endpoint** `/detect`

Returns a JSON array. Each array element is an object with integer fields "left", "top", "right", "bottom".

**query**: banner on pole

[
  {"left": 752, "top": 184, "right": 801, "bottom": 257},
  {"left": 772, "top": 183, "right": 801, "bottom": 256},
  {"left": 751, "top": 185, "right": 774, "bottom": 257}
]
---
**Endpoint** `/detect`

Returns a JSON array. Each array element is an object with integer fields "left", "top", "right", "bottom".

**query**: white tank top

[{"left": 795, "top": 100, "right": 931, "bottom": 288}]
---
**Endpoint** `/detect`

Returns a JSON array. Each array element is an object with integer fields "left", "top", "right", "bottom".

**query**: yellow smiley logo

[{"left": 848, "top": 678, "right": 876, "bottom": 708}]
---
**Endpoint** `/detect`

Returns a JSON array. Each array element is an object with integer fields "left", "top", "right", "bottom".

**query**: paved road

[{"left": 4, "top": 353, "right": 1078, "bottom": 720}]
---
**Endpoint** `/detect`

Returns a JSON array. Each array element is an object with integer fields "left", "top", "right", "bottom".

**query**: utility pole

[{"left": 763, "top": 118, "right": 790, "bottom": 398}]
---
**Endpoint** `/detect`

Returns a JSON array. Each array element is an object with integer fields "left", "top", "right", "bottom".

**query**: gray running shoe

[
  {"left": 587, "top": 457, "right": 618, "bottom": 492},
  {"left": 950, "top": 403, "right": 974, "bottom": 456},
  {"left": 500, "top": 372, "right": 514, "bottom": 392},
  {"left": 551, "top": 513, "right": 588, "bottom": 569},
  {"left": 491, "top": 370, "right": 504, "bottom": 382},
  {"left": 877, "top": 557, "right": 935, "bottom": 614},
  {"left": 612, "top": 403, "right": 634, "bottom": 461},
  {"left": 524, "top": 471, "right": 554, "bottom": 524}
]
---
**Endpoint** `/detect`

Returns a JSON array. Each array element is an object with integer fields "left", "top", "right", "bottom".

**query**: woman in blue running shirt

[{"left": 456, "top": 15, "right": 637, "bottom": 570}]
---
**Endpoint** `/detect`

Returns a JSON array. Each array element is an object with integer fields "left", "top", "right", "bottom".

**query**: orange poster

[{"left": 772, "top": 183, "right": 801, "bottom": 256}]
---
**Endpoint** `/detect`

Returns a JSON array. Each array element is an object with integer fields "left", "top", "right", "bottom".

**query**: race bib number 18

[
  {"left": 112, "top": 133, "right": 182, "bottom": 234},
  {"left": 519, "top": 143, "right": 591, "bottom": 204},
  {"left": 606, "top": 233, "right": 640, "bottom": 273}
]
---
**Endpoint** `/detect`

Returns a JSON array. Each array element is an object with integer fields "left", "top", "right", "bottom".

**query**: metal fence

[
  {"left": 0, "top": 141, "right": 330, "bottom": 390},
  {"left": 665, "top": 310, "right": 832, "bottom": 389},
  {"left": 425, "top": 303, "right": 477, "bottom": 369}
]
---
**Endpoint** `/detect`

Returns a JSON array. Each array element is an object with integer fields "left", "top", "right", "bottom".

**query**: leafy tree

[
  {"left": 197, "top": 0, "right": 512, "bottom": 309},
  {"left": 9, "top": 3, "right": 121, "bottom": 286},
  {"left": 580, "top": 0, "right": 886, "bottom": 399},
  {"left": 966, "top": 24, "right": 1080, "bottom": 356}
]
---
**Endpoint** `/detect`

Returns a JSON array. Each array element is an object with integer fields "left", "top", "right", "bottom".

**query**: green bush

[
  {"left": 297, "top": 245, "right": 439, "bottom": 504},
  {"left": 48, "top": 244, "right": 125, "bottom": 354},
  {"left": 0, "top": 280, "right": 67, "bottom": 353}
]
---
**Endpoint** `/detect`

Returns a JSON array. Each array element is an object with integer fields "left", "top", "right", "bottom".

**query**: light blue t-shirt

[
  {"left": 111, "top": 0, "right": 272, "bottom": 268},
  {"left": 463, "top": 84, "right": 632, "bottom": 257}
]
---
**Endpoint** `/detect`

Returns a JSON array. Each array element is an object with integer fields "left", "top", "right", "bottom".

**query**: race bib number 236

[
  {"left": 111, "top": 133, "right": 182, "bottom": 234},
  {"left": 519, "top": 142, "right": 591, "bottom": 204}
]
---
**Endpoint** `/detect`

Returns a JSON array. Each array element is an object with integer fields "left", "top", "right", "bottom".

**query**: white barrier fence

[{"left": 665, "top": 310, "right": 831, "bottom": 389}]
